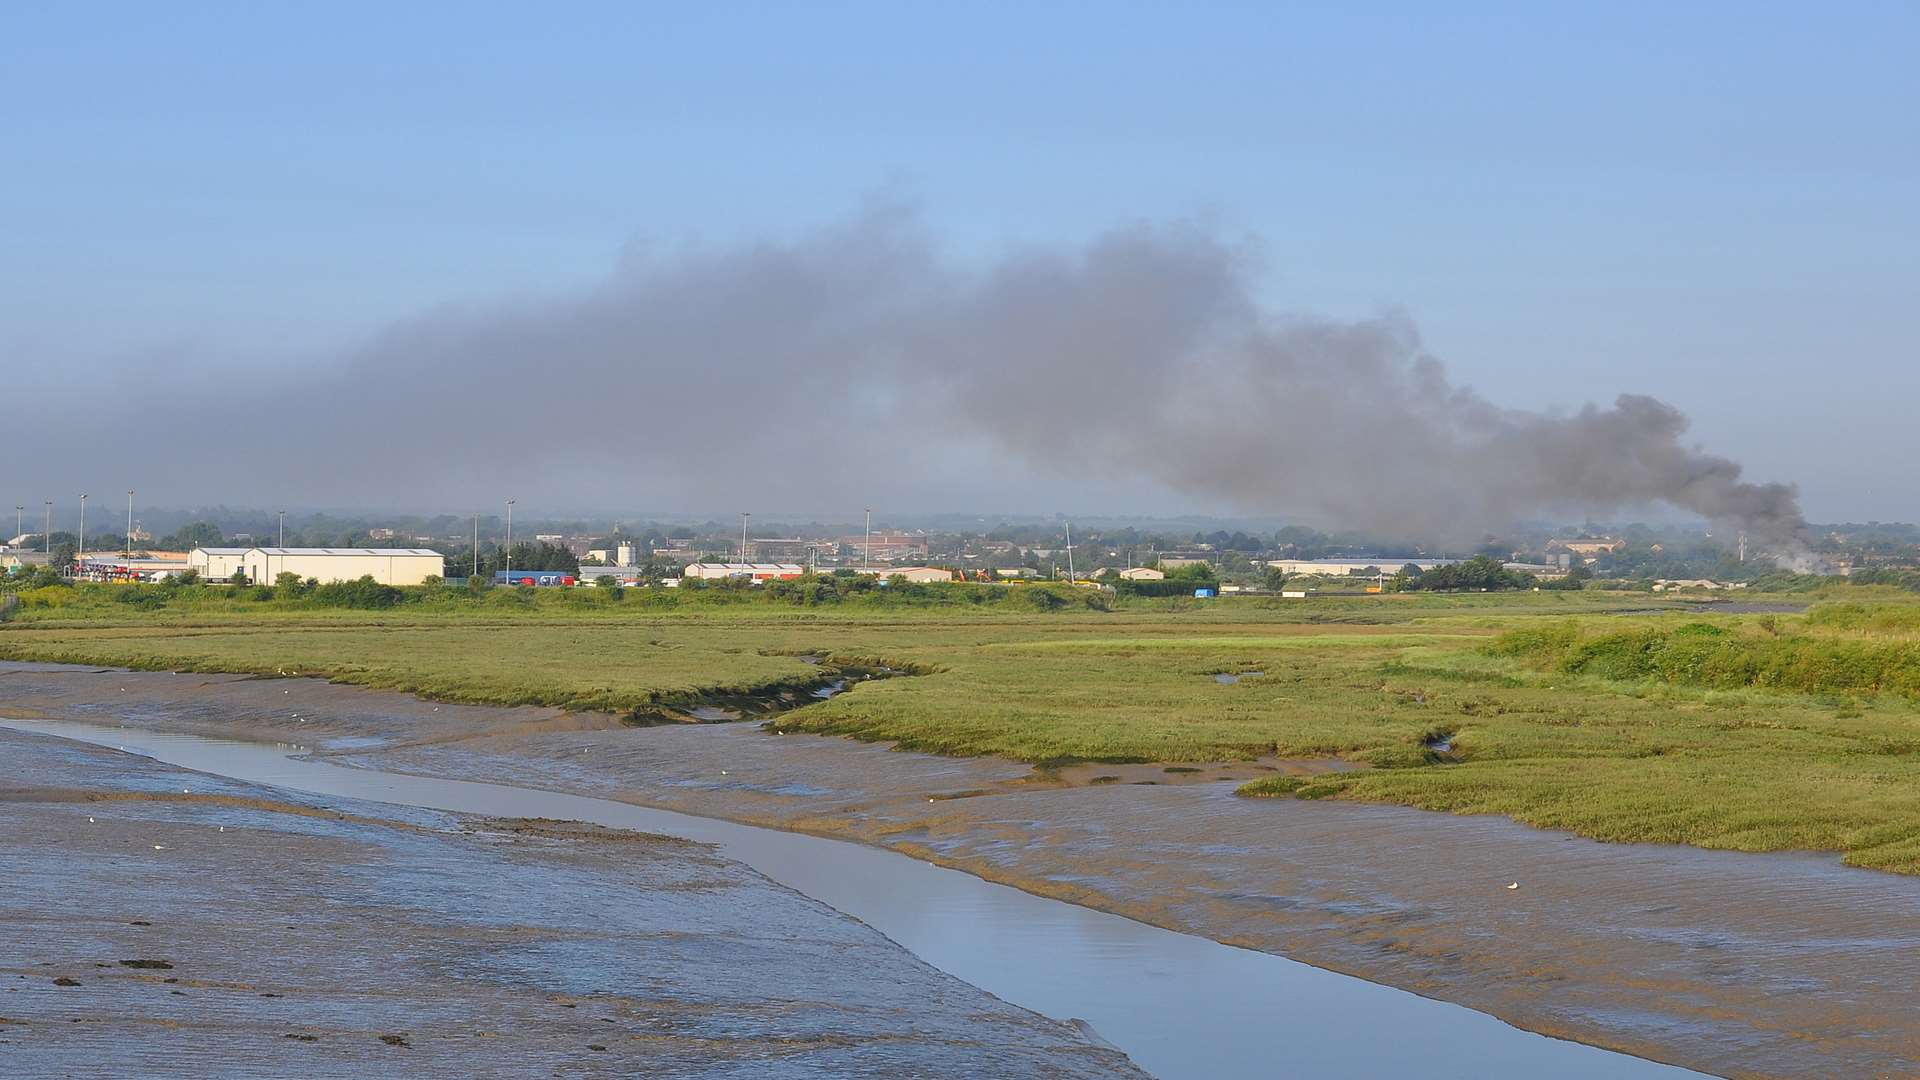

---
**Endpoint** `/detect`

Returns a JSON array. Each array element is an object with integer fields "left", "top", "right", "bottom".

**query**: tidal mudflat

[
  {"left": 7, "top": 662, "right": 1918, "bottom": 1076},
  {"left": 0, "top": 720, "right": 1142, "bottom": 1077}
]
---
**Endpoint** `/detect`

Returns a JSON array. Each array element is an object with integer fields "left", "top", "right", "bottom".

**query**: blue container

[{"left": 1193, "top": 588, "right": 1215, "bottom": 598}]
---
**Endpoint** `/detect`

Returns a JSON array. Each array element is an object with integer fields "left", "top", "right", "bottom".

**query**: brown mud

[{"left": 7, "top": 663, "right": 1920, "bottom": 1077}]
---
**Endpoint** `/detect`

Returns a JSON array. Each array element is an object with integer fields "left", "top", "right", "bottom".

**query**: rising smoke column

[{"left": 23, "top": 203, "right": 1806, "bottom": 547}]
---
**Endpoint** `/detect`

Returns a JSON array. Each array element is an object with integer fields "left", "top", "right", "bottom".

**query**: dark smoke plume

[{"left": 22, "top": 203, "right": 1804, "bottom": 547}]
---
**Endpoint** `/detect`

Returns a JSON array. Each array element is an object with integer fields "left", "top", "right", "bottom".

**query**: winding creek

[{"left": 1, "top": 716, "right": 1701, "bottom": 1079}]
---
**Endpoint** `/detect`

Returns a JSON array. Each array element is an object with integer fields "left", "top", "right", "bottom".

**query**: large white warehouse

[
  {"left": 187, "top": 547, "right": 253, "bottom": 580},
  {"left": 192, "top": 547, "right": 445, "bottom": 586}
]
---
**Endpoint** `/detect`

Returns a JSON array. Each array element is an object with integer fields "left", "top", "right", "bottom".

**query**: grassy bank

[{"left": 10, "top": 582, "right": 1920, "bottom": 871}]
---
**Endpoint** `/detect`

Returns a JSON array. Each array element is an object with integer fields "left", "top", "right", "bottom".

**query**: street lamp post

[
  {"left": 505, "top": 500, "right": 515, "bottom": 583},
  {"left": 472, "top": 514, "right": 479, "bottom": 579},
  {"left": 277, "top": 511, "right": 285, "bottom": 548},
  {"left": 126, "top": 490, "right": 134, "bottom": 558},
  {"left": 741, "top": 512, "right": 750, "bottom": 562},
  {"left": 43, "top": 502, "right": 51, "bottom": 555},
  {"left": 864, "top": 508, "right": 871, "bottom": 574},
  {"left": 77, "top": 494, "right": 87, "bottom": 575}
]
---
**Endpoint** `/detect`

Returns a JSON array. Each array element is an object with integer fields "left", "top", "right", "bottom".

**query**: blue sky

[{"left": 4, "top": 3, "right": 1916, "bottom": 520}]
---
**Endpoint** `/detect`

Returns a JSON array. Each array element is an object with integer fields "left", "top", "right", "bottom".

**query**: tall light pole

[
  {"left": 43, "top": 502, "right": 51, "bottom": 554},
  {"left": 741, "top": 512, "right": 751, "bottom": 562},
  {"left": 126, "top": 490, "right": 134, "bottom": 557},
  {"left": 77, "top": 493, "right": 87, "bottom": 573},
  {"left": 277, "top": 511, "right": 285, "bottom": 548},
  {"left": 1065, "top": 521, "right": 1075, "bottom": 582},
  {"left": 472, "top": 514, "right": 479, "bottom": 579},
  {"left": 13, "top": 505, "right": 21, "bottom": 546},
  {"left": 863, "top": 508, "right": 871, "bottom": 574},
  {"left": 505, "top": 499, "right": 515, "bottom": 583}
]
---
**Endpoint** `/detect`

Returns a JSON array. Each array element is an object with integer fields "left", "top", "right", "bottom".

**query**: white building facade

[
  {"left": 188, "top": 547, "right": 254, "bottom": 580},
  {"left": 206, "top": 547, "right": 446, "bottom": 586}
]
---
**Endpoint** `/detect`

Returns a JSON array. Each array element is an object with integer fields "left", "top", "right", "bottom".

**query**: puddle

[
  {"left": 1213, "top": 671, "right": 1265, "bottom": 684},
  {"left": 319, "top": 735, "right": 388, "bottom": 751},
  {"left": 0, "top": 717, "right": 1699, "bottom": 1080}
]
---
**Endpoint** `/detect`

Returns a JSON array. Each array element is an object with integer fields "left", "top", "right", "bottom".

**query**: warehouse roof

[
  {"left": 249, "top": 548, "right": 444, "bottom": 556},
  {"left": 192, "top": 547, "right": 253, "bottom": 555}
]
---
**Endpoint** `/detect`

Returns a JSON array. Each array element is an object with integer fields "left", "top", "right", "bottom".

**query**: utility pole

[
  {"left": 505, "top": 499, "right": 516, "bottom": 583},
  {"left": 1065, "top": 521, "right": 1075, "bottom": 582},
  {"left": 126, "top": 490, "right": 134, "bottom": 557},
  {"left": 472, "top": 514, "right": 479, "bottom": 579},
  {"left": 741, "top": 512, "right": 751, "bottom": 562},
  {"left": 277, "top": 511, "right": 285, "bottom": 548},
  {"left": 1738, "top": 532, "right": 1747, "bottom": 563},
  {"left": 77, "top": 494, "right": 87, "bottom": 574},
  {"left": 863, "top": 508, "right": 871, "bottom": 574},
  {"left": 43, "top": 502, "right": 52, "bottom": 554}
]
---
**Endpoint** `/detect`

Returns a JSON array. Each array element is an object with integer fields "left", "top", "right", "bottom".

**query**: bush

[{"left": 310, "top": 575, "right": 404, "bottom": 609}]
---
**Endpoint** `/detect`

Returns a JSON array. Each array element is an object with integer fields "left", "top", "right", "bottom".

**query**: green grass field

[{"left": 8, "top": 581, "right": 1920, "bottom": 871}]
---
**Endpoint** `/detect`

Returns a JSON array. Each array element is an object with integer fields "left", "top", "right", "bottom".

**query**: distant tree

[
  {"left": 163, "top": 521, "right": 224, "bottom": 549},
  {"left": 50, "top": 541, "right": 76, "bottom": 571},
  {"left": 274, "top": 571, "right": 309, "bottom": 599},
  {"left": 1164, "top": 562, "right": 1219, "bottom": 585},
  {"left": 1401, "top": 555, "right": 1533, "bottom": 592},
  {"left": 1261, "top": 566, "right": 1291, "bottom": 592},
  {"left": 228, "top": 568, "right": 250, "bottom": 587}
]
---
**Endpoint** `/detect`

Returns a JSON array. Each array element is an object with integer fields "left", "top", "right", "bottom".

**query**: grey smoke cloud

[{"left": 20, "top": 203, "right": 1803, "bottom": 546}]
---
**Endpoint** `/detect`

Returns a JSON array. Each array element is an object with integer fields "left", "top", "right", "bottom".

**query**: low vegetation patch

[
  {"left": 12, "top": 586, "right": 1920, "bottom": 871},
  {"left": 1493, "top": 607, "right": 1920, "bottom": 697}
]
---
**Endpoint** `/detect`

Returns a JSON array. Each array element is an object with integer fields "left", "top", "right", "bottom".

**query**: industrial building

[
  {"left": 682, "top": 562, "right": 805, "bottom": 581},
  {"left": 190, "top": 546, "right": 445, "bottom": 586},
  {"left": 841, "top": 530, "right": 930, "bottom": 561},
  {"left": 882, "top": 566, "right": 955, "bottom": 584},
  {"left": 1118, "top": 567, "right": 1165, "bottom": 581},
  {"left": 1266, "top": 559, "right": 1456, "bottom": 576},
  {"left": 188, "top": 547, "right": 254, "bottom": 580}
]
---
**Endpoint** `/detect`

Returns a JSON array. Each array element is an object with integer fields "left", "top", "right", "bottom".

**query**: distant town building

[
  {"left": 1266, "top": 559, "right": 1455, "bottom": 576},
  {"left": 1118, "top": 566, "right": 1165, "bottom": 581},
  {"left": 75, "top": 552, "right": 192, "bottom": 582},
  {"left": 1548, "top": 537, "right": 1627, "bottom": 558},
  {"left": 494, "top": 569, "right": 576, "bottom": 587},
  {"left": 1, "top": 551, "right": 51, "bottom": 573},
  {"left": 841, "top": 530, "right": 929, "bottom": 561},
  {"left": 574, "top": 565, "right": 647, "bottom": 586},
  {"left": 187, "top": 547, "right": 253, "bottom": 580},
  {"left": 883, "top": 567, "right": 955, "bottom": 584},
  {"left": 1652, "top": 579, "right": 1746, "bottom": 592},
  {"left": 1157, "top": 557, "right": 1213, "bottom": 570},
  {"left": 190, "top": 546, "right": 444, "bottom": 586},
  {"left": 682, "top": 562, "right": 805, "bottom": 582}
]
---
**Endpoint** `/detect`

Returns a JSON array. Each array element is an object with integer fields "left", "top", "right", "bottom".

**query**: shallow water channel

[{"left": 3, "top": 718, "right": 1703, "bottom": 1079}]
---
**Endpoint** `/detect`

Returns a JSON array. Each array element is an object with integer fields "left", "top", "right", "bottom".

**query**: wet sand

[
  {"left": 0, "top": 720, "right": 1142, "bottom": 1077},
  {"left": 8, "top": 663, "right": 1920, "bottom": 1077}
]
